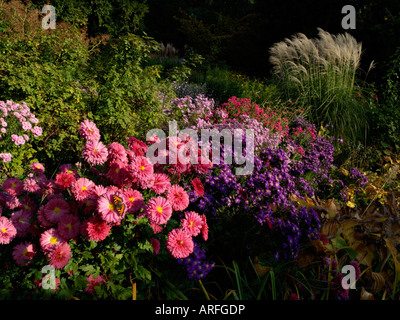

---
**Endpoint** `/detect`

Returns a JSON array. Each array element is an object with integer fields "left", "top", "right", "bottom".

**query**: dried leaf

[{"left": 360, "top": 287, "right": 374, "bottom": 300}]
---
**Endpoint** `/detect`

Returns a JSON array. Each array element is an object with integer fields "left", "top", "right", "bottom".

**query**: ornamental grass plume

[{"left": 269, "top": 28, "right": 374, "bottom": 144}]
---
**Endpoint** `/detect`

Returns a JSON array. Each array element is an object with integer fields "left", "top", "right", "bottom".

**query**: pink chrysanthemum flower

[
  {"left": 2, "top": 177, "right": 24, "bottom": 196},
  {"left": 31, "top": 162, "right": 45, "bottom": 174},
  {"left": 126, "top": 137, "right": 148, "bottom": 156},
  {"left": 97, "top": 191, "right": 124, "bottom": 225},
  {"left": 49, "top": 242, "right": 72, "bottom": 269},
  {"left": 166, "top": 185, "right": 189, "bottom": 211},
  {"left": 71, "top": 178, "right": 95, "bottom": 202},
  {"left": 129, "top": 156, "right": 154, "bottom": 183},
  {"left": 107, "top": 142, "right": 128, "bottom": 164},
  {"left": 55, "top": 171, "right": 76, "bottom": 190},
  {"left": 40, "top": 228, "right": 66, "bottom": 254},
  {"left": 147, "top": 197, "right": 172, "bottom": 225},
  {"left": 107, "top": 160, "right": 127, "bottom": 186},
  {"left": 0, "top": 217, "right": 17, "bottom": 244},
  {"left": 23, "top": 177, "right": 41, "bottom": 193},
  {"left": 5, "top": 194, "right": 21, "bottom": 210},
  {"left": 82, "top": 140, "right": 108, "bottom": 166},
  {"left": 79, "top": 120, "right": 100, "bottom": 142},
  {"left": 191, "top": 177, "right": 205, "bottom": 197},
  {"left": 10, "top": 210, "right": 33, "bottom": 233},
  {"left": 12, "top": 241, "right": 36, "bottom": 266},
  {"left": 201, "top": 215, "right": 209, "bottom": 241},
  {"left": 123, "top": 189, "right": 145, "bottom": 214},
  {"left": 86, "top": 216, "right": 111, "bottom": 242},
  {"left": 151, "top": 173, "right": 171, "bottom": 194},
  {"left": 57, "top": 214, "right": 81, "bottom": 240},
  {"left": 166, "top": 228, "right": 194, "bottom": 258},
  {"left": 150, "top": 238, "right": 160, "bottom": 255},
  {"left": 37, "top": 205, "right": 53, "bottom": 228},
  {"left": 85, "top": 274, "right": 106, "bottom": 295},
  {"left": 91, "top": 185, "right": 107, "bottom": 198},
  {"left": 150, "top": 221, "right": 164, "bottom": 234},
  {"left": 44, "top": 198, "right": 69, "bottom": 224},
  {"left": 181, "top": 211, "right": 204, "bottom": 237}
]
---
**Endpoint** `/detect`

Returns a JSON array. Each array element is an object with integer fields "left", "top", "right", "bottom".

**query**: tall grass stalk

[{"left": 269, "top": 28, "right": 374, "bottom": 144}]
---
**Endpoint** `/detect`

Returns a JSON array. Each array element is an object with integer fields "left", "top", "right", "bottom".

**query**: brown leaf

[{"left": 360, "top": 287, "right": 374, "bottom": 300}]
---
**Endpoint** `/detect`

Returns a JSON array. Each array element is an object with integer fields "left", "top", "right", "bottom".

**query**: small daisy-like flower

[
  {"left": 49, "top": 242, "right": 72, "bottom": 269},
  {"left": 57, "top": 214, "right": 81, "bottom": 240},
  {"left": 55, "top": 171, "right": 76, "bottom": 190},
  {"left": 43, "top": 198, "right": 69, "bottom": 224},
  {"left": 86, "top": 216, "right": 111, "bottom": 241},
  {"left": 97, "top": 191, "right": 124, "bottom": 225},
  {"left": 181, "top": 211, "right": 203, "bottom": 236},
  {"left": 123, "top": 189, "right": 145, "bottom": 214},
  {"left": 79, "top": 120, "right": 100, "bottom": 142},
  {"left": 147, "top": 197, "right": 172, "bottom": 225},
  {"left": 0, "top": 217, "right": 17, "bottom": 244},
  {"left": 10, "top": 210, "right": 33, "bottom": 233},
  {"left": 12, "top": 241, "right": 36, "bottom": 266},
  {"left": 39, "top": 228, "right": 66, "bottom": 253},
  {"left": 166, "top": 228, "right": 194, "bottom": 258},
  {"left": 107, "top": 142, "right": 128, "bottom": 164},
  {"left": 31, "top": 162, "right": 45, "bottom": 174},
  {"left": 166, "top": 185, "right": 189, "bottom": 211},
  {"left": 2, "top": 177, "right": 24, "bottom": 196},
  {"left": 151, "top": 173, "right": 171, "bottom": 194}
]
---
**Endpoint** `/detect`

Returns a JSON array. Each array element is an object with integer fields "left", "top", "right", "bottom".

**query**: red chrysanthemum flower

[
  {"left": 86, "top": 216, "right": 111, "bottom": 242},
  {"left": 191, "top": 177, "right": 205, "bottom": 197},
  {"left": 166, "top": 185, "right": 189, "bottom": 211},
  {"left": 166, "top": 228, "right": 194, "bottom": 258},
  {"left": 49, "top": 242, "right": 72, "bottom": 269}
]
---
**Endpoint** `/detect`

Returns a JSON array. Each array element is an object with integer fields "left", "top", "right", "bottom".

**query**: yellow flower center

[
  {"left": 23, "top": 249, "right": 28, "bottom": 256},
  {"left": 140, "top": 165, "right": 145, "bottom": 171},
  {"left": 129, "top": 197, "right": 135, "bottom": 202},
  {"left": 50, "top": 237, "right": 57, "bottom": 244},
  {"left": 189, "top": 221, "right": 194, "bottom": 228},
  {"left": 66, "top": 223, "right": 72, "bottom": 230},
  {"left": 178, "top": 240, "right": 183, "bottom": 246},
  {"left": 53, "top": 207, "right": 60, "bottom": 214},
  {"left": 93, "top": 149, "right": 98, "bottom": 154},
  {"left": 1, "top": 228, "right": 7, "bottom": 233},
  {"left": 109, "top": 203, "right": 115, "bottom": 210},
  {"left": 82, "top": 186, "right": 87, "bottom": 191},
  {"left": 18, "top": 217, "right": 24, "bottom": 222},
  {"left": 115, "top": 168, "right": 119, "bottom": 173},
  {"left": 11, "top": 183, "right": 16, "bottom": 188},
  {"left": 156, "top": 206, "right": 163, "bottom": 214}
]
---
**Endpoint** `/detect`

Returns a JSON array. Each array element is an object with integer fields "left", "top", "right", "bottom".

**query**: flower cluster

[
  {"left": 0, "top": 100, "right": 42, "bottom": 162},
  {"left": 177, "top": 241, "right": 215, "bottom": 280}
]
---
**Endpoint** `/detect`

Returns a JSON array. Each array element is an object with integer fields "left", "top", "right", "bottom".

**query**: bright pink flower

[
  {"left": 123, "top": 189, "right": 145, "bottom": 214},
  {"left": 91, "top": 185, "right": 107, "bottom": 198},
  {"left": 181, "top": 211, "right": 203, "bottom": 237},
  {"left": 166, "top": 185, "right": 189, "bottom": 211},
  {"left": 85, "top": 274, "right": 106, "bottom": 295},
  {"left": 12, "top": 241, "right": 36, "bottom": 266},
  {"left": 86, "top": 216, "right": 111, "bottom": 241},
  {"left": 150, "top": 238, "right": 160, "bottom": 255},
  {"left": 79, "top": 120, "right": 100, "bottom": 142},
  {"left": 151, "top": 173, "right": 171, "bottom": 194},
  {"left": 150, "top": 221, "right": 164, "bottom": 234},
  {"left": 107, "top": 142, "right": 128, "bottom": 164},
  {"left": 71, "top": 178, "right": 95, "bottom": 201},
  {"left": 147, "top": 197, "right": 172, "bottom": 225},
  {"left": 0, "top": 217, "right": 17, "bottom": 244},
  {"left": 97, "top": 191, "right": 124, "bottom": 225},
  {"left": 129, "top": 156, "right": 154, "bottom": 181},
  {"left": 23, "top": 177, "right": 41, "bottom": 193},
  {"left": 82, "top": 140, "right": 108, "bottom": 166},
  {"left": 2, "top": 177, "right": 24, "bottom": 196},
  {"left": 57, "top": 214, "right": 81, "bottom": 239},
  {"left": 39, "top": 228, "right": 66, "bottom": 253},
  {"left": 44, "top": 198, "right": 69, "bottom": 224},
  {"left": 166, "top": 228, "right": 194, "bottom": 258},
  {"left": 49, "top": 242, "right": 71, "bottom": 269},
  {"left": 126, "top": 137, "right": 148, "bottom": 156},
  {"left": 55, "top": 171, "right": 76, "bottom": 190},
  {"left": 31, "top": 162, "right": 45, "bottom": 174},
  {"left": 201, "top": 215, "right": 209, "bottom": 241},
  {"left": 191, "top": 177, "right": 205, "bottom": 197}
]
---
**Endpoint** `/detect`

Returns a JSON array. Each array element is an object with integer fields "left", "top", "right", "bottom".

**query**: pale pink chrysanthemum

[
  {"left": 0, "top": 217, "right": 17, "bottom": 244},
  {"left": 57, "top": 214, "right": 81, "bottom": 240},
  {"left": 107, "top": 142, "right": 128, "bottom": 164},
  {"left": 181, "top": 211, "right": 204, "bottom": 237},
  {"left": 147, "top": 197, "right": 172, "bottom": 225},
  {"left": 82, "top": 140, "right": 108, "bottom": 166},
  {"left": 86, "top": 216, "right": 111, "bottom": 242},
  {"left": 166, "top": 228, "right": 194, "bottom": 258},
  {"left": 55, "top": 171, "right": 76, "bottom": 190},
  {"left": 97, "top": 191, "right": 124, "bottom": 225},
  {"left": 151, "top": 173, "right": 171, "bottom": 194},
  {"left": 23, "top": 177, "right": 41, "bottom": 193},
  {"left": 40, "top": 228, "right": 66, "bottom": 254},
  {"left": 10, "top": 210, "right": 33, "bottom": 233},
  {"left": 138, "top": 174, "right": 155, "bottom": 190},
  {"left": 85, "top": 274, "right": 106, "bottom": 295},
  {"left": 43, "top": 198, "right": 69, "bottom": 224},
  {"left": 201, "top": 215, "right": 209, "bottom": 241},
  {"left": 2, "top": 177, "right": 24, "bottom": 196},
  {"left": 12, "top": 241, "right": 36, "bottom": 266},
  {"left": 123, "top": 189, "right": 145, "bottom": 214},
  {"left": 31, "top": 162, "right": 45, "bottom": 174},
  {"left": 166, "top": 185, "right": 189, "bottom": 211},
  {"left": 150, "top": 238, "right": 160, "bottom": 255},
  {"left": 71, "top": 178, "right": 95, "bottom": 201},
  {"left": 91, "top": 185, "right": 107, "bottom": 198},
  {"left": 49, "top": 242, "right": 71, "bottom": 269},
  {"left": 79, "top": 119, "right": 101, "bottom": 142}
]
